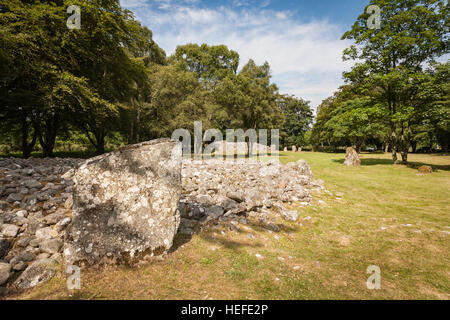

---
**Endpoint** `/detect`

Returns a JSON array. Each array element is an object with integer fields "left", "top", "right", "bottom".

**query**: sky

[{"left": 120, "top": 0, "right": 370, "bottom": 112}]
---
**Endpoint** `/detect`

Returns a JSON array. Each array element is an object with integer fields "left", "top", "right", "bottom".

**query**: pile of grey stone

[
  {"left": 0, "top": 139, "right": 324, "bottom": 295},
  {"left": 178, "top": 158, "right": 322, "bottom": 235},
  {"left": 0, "top": 157, "right": 82, "bottom": 294}
]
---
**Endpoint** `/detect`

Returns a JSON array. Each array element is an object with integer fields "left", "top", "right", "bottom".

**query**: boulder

[
  {"left": 14, "top": 258, "right": 58, "bottom": 290},
  {"left": 343, "top": 147, "right": 361, "bottom": 167},
  {"left": 64, "top": 139, "right": 182, "bottom": 266}
]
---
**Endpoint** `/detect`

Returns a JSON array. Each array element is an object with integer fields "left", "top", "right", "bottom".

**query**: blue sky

[{"left": 120, "top": 0, "right": 371, "bottom": 111}]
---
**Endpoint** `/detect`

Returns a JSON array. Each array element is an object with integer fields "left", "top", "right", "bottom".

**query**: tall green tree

[
  {"left": 279, "top": 95, "right": 313, "bottom": 148},
  {"left": 170, "top": 43, "right": 239, "bottom": 91},
  {"left": 342, "top": 0, "right": 449, "bottom": 163}
]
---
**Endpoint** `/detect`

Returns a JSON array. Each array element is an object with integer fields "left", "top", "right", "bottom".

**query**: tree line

[
  {"left": 0, "top": 0, "right": 313, "bottom": 158},
  {"left": 311, "top": 0, "right": 449, "bottom": 163}
]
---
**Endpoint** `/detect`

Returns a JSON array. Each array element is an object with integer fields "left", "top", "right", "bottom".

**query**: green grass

[{"left": 8, "top": 152, "right": 450, "bottom": 300}]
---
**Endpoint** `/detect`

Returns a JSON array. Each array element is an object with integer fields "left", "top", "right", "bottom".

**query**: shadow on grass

[
  {"left": 170, "top": 218, "right": 300, "bottom": 256},
  {"left": 332, "top": 158, "right": 450, "bottom": 171}
]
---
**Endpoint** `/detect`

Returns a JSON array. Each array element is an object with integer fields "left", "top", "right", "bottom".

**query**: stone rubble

[
  {"left": 177, "top": 158, "right": 322, "bottom": 236},
  {"left": 0, "top": 152, "right": 324, "bottom": 295},
  {"left": 0, "top": 157, "right": 82, "bottom": 294}
]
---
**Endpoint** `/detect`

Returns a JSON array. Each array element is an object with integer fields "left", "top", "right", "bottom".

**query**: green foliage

[
  {"left": 279, "top": 95, "right": 313, "bottom": 147},
  {"left": 314, "top": 0, "right": 450, "bottom": 160},
  {"left": 0, "top": 1, "right": 314, "bottom": 156}
]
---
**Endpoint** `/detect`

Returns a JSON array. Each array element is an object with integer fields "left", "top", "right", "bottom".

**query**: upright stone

[
  {"left": 64, "top": 139, "right": 182, "bottom": 266},
  {"left": 292, "top": 146, "right": 297, "bottom": 152},
  {"left": 343, "top": 147, "right": 361, "bottom": 166}
]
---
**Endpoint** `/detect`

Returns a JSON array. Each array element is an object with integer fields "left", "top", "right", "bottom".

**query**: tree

[
  {"left": 342, "top": 0, "right": 449, "bottom": 163},
  {"left": 212, "top": 60, "right": 283, "bottom": 131},
  {"left": 279, "top": 95, "right": 313, "bottom": 148},
  {"left": 170, "top": 43, "right": 239, "bottom": 91},
  {"left": 414, "top": 62, "right": 450, "bottom": 152}
]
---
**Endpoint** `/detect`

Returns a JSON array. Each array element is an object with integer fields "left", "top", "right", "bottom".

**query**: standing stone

[
  {"left": 283, "top": 147, "right": 288, "bottom": 152},
  {"left": 292, "top": 146, "right": 297, "bottom": 152},
  {"left": 343, "top": 147, "right": 361, "bottom": 167},
  {"left": 64, "top": 139, "right": 182, "bottom": 266}
]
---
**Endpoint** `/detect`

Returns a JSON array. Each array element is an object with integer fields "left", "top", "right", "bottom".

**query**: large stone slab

[{"left": 63, "top": 139, "right": 182, "bottom": 266}]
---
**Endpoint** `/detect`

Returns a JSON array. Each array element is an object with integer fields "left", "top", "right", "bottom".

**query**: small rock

[
  {"left": 10, "top": 251, "right": 35, "bottom": 267},
  {"left": 39, "top": 239, "right": 63, "bottom": 254},
  {"left": 0, "top": 238, "right": 12, "bottom": 259},
  {"left": 1, "top": 224, "right": 19, "bottom": 237},
  {"left": 205, "top": 205, "right": 225, "bottom": 219},
  {"left": 226, "top": 191, "right": 244, "bottom": 203},
  {"left": 281, "top": 210, "right": 299, "bottom": 222},
  {"left": 43, "top": 212, "right": 67, "bottom": 225},
  {"left": 64, "top": 196, "right": 73, "bottom": 209},
  {"left": 13, "top": 261, "right": 28, "bottom": 271},
  {"left": 23, "top": 179, "right": 43, "bottom": 189},
  {"left": 16, "top": 210, "right": 28, "bottom": 218},
  {"left": 255, "top": 254, "right": 264, "bottom": 259},
  {"left": 16, "top": 236, "right": 35, "bottom": 247},
  {"left": 35, "top": 227, "right": 53, "bottom": 239},
  {"left": 54, "top": 217, "right": 71, "bottom": 233},
  {"left": 6, "top": 193, "right": 22, "bottom": 202},
  {"left": 417, "top": 165, "right": 432, "bottom": 174},
  {"left": 0, "top": 262, "right": 12, "bottom": 286},
  {"left": 36, "top": 252, "right": 51, "bottom": 260}
]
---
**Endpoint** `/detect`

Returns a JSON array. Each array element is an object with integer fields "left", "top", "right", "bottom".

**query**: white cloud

[{"left": 123, "top": 2, "right": 353, "bottom": 110}]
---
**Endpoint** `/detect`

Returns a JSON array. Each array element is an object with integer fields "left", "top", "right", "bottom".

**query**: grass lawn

[{"left": 9, "top": 152, "right": 450, "bottom": 300}]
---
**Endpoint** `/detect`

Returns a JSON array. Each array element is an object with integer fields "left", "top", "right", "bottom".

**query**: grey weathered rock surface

[
  {"left": 63, "top": 139, "right": 183, "bottom": 266},
  {"left": 14, "top": 258, "right": 58, "bottom": 290},
  {"left": 177, "top": 158, "right": 321, "bottom": 233},
  {"left": 343, "top": 147, "right": 361, "bottom": 166}
]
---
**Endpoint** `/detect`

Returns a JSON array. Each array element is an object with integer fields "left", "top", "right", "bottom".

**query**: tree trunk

[
  {"left": 21, "top": 115, "right": 37, "bottom": 159},
  {"left": 400, "top": 151, "right": 408, "bottom": 163},
  {"left": 36, "top": 117, "right": 58, "bottom": 158},
  {"left": 95, "top": 132, "right": 105, "bottom": 155},
  {"left": 411, "top": 140, "right": 417, "bottom": 153}
]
